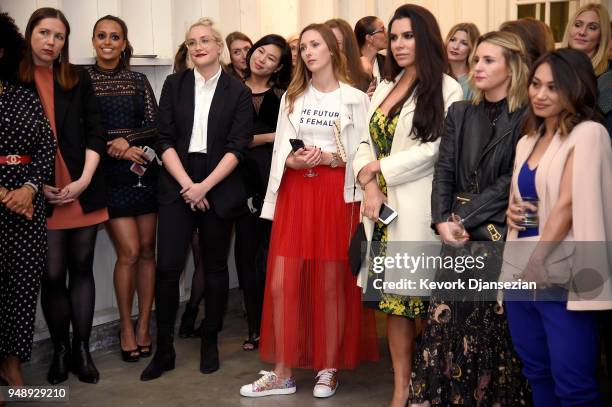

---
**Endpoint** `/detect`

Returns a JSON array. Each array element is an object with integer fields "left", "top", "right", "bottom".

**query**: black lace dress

[{"left": 86, "top": 65, "right": 158, "bottom": 218}]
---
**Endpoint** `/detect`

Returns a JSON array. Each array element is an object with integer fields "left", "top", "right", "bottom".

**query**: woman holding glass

[
  {"left": 240, "top": 23, "right": 378, "bottom": 399},
  {"left": 503, "top": 48, "right": 612, "bottom": 407},
  {"left": 87, "top": 15, "right": 158, "bottom": 363},
  {"left": 410, "top": 31, "right": 531, "bottom": 406}
]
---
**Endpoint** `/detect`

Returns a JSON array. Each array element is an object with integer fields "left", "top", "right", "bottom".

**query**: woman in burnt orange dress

[{"left": 19, "top": 7, "right": 108, "bottom": 385}]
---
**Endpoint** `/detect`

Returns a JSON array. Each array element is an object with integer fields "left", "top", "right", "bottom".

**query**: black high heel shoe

[
  {"left": 118, "top": 332, "right": 140, "bottom": 363},
  {"left": 47, "top": 340, "right": 71, "bottom": 385},
  {"left": 242, "top": 333, "right": 260, "bottom": 351},
  {"left": 137, "top": 343, "right": 152, "bottom": 358},
  {"left": 71, "top": 341, "right": 99, "bottom": 384}
]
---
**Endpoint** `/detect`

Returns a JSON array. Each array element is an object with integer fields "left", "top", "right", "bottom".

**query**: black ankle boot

[
  {"left": 71, "top": 341, "right": 99, "bottom": 384},
  {"left": 47, "top": 340, "right": 71, "bottom": 384},
  {"left": 200, "top": 330, "right": 219, "bottom": 374},
  {"left": 178, "top": 305, "right": 198, "bottom": 338},
  {"left": 140, "top": 324, "right": 176, "bottom": 381}
]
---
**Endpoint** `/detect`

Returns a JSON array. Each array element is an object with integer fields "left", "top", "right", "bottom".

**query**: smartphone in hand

[
  {"left": 289, "top": 138, "right": 305, "bottom": 152},
  {"left": 130, "top": 146, "right": 156, "bottom": 176},
  {"left": 378, "top": 203, "right": 398, "bottom": 225}
]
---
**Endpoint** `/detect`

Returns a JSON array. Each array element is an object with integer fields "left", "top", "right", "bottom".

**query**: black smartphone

[
  {"left": 289, "top": 138, "right": 305, "bottom": 152},
  {"left": 378, "top": 203, "right": 398, "bottom": 225}
]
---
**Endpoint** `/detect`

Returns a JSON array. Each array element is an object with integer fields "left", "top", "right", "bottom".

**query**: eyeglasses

[
  {"left": 369, "top": 27, "right": 385, "bottom": 36},
  {"left": 185, "top": 36, "right": 215, "bottom": 50}
]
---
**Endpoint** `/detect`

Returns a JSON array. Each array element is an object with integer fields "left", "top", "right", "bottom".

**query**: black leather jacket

[{"left": 431, "top": 100, "right": 527, "bottom": 231}]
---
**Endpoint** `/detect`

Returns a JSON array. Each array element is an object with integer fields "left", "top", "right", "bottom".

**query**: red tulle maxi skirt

[{"left": 259, "top": 166, "right": 379, "bottom": 370}]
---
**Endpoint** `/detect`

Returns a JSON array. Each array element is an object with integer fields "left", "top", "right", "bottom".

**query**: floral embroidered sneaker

[
  {"left": 240, "top": 370, "right": 297, "bottom": 397},
  {"left": 313, "top": 368, "right": 338, "bottom": 398}
]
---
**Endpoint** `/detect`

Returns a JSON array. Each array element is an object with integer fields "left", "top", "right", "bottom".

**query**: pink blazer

[{"left": 501, "top": 121, "right": 612, "bottom": 310}]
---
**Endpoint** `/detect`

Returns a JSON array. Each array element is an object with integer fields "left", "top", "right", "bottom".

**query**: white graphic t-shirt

[{"left": 298, "top": 84, "right": 341, "bottom": 153}]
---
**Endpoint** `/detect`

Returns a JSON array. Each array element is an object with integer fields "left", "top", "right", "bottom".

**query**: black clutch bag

[{"left": 348, "top": 222, "right": 367, "bottom": 276}]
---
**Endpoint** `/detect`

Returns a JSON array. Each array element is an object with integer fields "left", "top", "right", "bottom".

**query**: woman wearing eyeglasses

[
  {"left": 140, "top": 17, "right": 252, "bottom": 381},
  {"left": 355, "top": 16, "right": 387, "bottom": 86}
]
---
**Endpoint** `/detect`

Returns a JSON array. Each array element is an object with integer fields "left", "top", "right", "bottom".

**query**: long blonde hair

[
  {"left": 470, "top": 31, "right": 529, "bottom": 112},
  {"left": 445, "top": 23, "right": 480, "bottom": 78},
  {"left": 285, "top": 24, "right": 352, "bottom": 114},
  {"left": 562, "top": 2, "right": 610, "bottom": 76}
]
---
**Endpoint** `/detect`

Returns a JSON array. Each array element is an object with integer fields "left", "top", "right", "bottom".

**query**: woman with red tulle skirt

[{"left": 240, "top": 23, "right": 378, "bottom": 399}]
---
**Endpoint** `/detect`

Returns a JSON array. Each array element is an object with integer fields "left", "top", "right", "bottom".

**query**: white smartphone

[
  {"left": 378, "top": 203, "right": 398, "bottom": 225},
  {"left": 130, "top": 146, "right": 156, "bottom": 176}
]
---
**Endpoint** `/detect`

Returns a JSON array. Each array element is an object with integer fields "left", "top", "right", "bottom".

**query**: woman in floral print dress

[{"left": 353, "top": 5, "right": 462, "bottom": 407}]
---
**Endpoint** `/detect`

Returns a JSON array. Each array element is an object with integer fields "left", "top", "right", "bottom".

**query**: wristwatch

[{"left": 329, "top": 153, "right": 339, "bottom": 168}]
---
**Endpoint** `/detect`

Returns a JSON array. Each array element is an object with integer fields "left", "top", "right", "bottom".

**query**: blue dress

[
  {"left": 86, "top": 65, "right": 158, "bottom": 218},
  {"left": 517, "top": 162, "right": 539, "bottom": 238}
]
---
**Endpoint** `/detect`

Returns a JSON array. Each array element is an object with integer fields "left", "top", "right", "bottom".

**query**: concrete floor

[
  {"left": 17, "top": 296, "right": 612, "bottom": 407},
  {"left": 20, "top": 305, "right": 393, "bottom": 407}
]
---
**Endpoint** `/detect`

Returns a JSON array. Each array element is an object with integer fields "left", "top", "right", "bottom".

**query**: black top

[
  {"left": 240, "top": 86, "right": 284, "bottom": 198},
  {"left": 155, "top": 68, "right": 253, "bottom": 219},
  {"left": 431, "top": 100, "right": 527, "bottom": 231}
]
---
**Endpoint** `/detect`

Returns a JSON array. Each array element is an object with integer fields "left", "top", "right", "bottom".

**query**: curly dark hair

[{"left": 0, "top": 12, "right": 25, "bottom": 81}]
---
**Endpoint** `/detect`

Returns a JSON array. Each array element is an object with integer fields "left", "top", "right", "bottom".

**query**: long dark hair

[
  {"left": 92, "top": 15, "right": 133, "bottom": 69},
  {"left": 354, "top": 16, "right": 379, "bottom": 50},
  {"left": 0, "top": 12, "right": 25, "bottom": 81},
  {"left": 243, "top": 34, "right": 292, "bottom": 89},
  {"left": 525, "top": 48, "right": 602, "bottom": 137},
  {"left": 326, "top": 18, "right": 371, "bottom": 91},
  {"left": 19, "top": 7, "right": 78, "bottom": 90},
  {"left": 383, "top": 4, "right": 447, "bottom": 143}
]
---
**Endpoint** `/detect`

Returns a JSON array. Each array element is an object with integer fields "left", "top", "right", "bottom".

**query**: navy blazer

[{"left": 155, "top": 68, "right": 252, "bottom": 218}]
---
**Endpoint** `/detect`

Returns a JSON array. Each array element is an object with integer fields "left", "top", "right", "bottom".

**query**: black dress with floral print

[{"left": 365, "top": 108, "right": 427, "bottom": 319}]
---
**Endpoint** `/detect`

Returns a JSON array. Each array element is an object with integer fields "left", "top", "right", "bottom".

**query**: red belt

[{"left": 0, "top": 155, "right": 32, "bottom": 165}]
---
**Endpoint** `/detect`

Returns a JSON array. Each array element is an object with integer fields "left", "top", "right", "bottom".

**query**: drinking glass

[{"left": 517, "top": 196, "right": 539, "bottom": 228}]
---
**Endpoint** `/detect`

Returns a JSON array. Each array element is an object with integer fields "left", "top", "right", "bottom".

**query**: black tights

[{"left": 41, "top": 225, "right": 98, "bottom": 344}]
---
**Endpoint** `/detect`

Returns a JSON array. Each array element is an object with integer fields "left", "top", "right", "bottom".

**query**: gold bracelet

[
  {"left": 0, "top": 187, "right": 8, "bottom": 201},
  {"left": 22, "top": 183, "right": 37, "bottom": 197}
]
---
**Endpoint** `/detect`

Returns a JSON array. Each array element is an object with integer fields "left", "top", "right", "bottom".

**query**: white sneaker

[
  {"left": 240, "top": 370, "right": 297, "bottom": 397},
  {"left": 313, "top": 368, "right": 338, "bottom": 398}
]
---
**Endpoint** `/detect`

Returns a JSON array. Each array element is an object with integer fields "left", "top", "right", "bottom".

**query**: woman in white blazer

[
  {"left": 241, "top": 23, "right": 378, "bottom": 399},
  {"left": 353, "top": 5, "right": 462, "bottom": 407}
]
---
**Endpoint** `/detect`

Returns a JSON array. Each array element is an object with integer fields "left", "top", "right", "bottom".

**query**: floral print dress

[{"left": 365, "top": 108, "right": 426, "bottom": 319}]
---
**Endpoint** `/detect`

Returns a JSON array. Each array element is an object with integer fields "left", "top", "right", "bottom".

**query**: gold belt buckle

[{"left": 6, "top": 154, "right": 21, "bottom": 165}]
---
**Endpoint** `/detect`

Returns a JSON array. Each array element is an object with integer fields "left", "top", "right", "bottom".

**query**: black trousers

[
  {"left": 234, "top": 210, "right": 271, "bottom": 337},
  {"left": 155, "top": 154, "right": 233, "bottom": 335}
]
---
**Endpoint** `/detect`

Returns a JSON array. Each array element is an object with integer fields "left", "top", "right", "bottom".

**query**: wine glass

[
  {"left": 134, "top": 174, "right": 145, "bottom": 188},
  {"left": 447, "top": 213, "right": 469, "bottom": 242},
  {"left": 303, "top": 146, "right": 318, "bottom": 178},
  {"left": 130, "top": 163, "right": 147, "bottom": 188}
]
